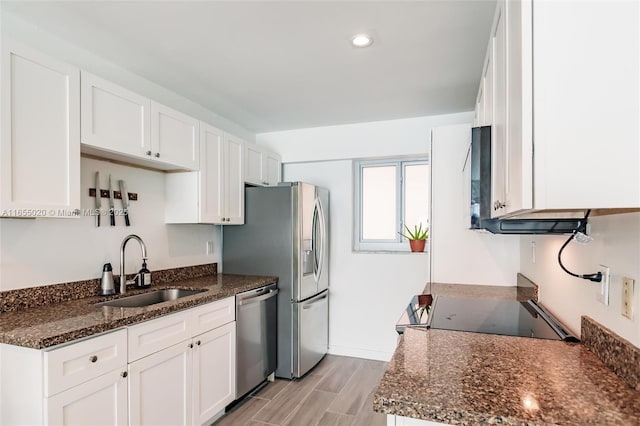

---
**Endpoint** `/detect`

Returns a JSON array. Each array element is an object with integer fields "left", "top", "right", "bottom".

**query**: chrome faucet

[{"left": 119, "top": 234, "right": 149, "bottom": 295}]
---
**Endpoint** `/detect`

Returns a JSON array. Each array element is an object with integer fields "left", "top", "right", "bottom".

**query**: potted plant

[{"left": 399, "top": 223, "right": 429, "bottom": 252}]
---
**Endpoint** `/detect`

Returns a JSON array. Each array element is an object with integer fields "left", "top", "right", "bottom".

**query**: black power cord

[{"left": 557, "top": 209, "right": 602, "bottom": 282}]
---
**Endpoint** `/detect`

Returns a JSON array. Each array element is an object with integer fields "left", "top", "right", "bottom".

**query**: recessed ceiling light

[{"left": 351, "top": 34, "right": 373, "bottom": 48}]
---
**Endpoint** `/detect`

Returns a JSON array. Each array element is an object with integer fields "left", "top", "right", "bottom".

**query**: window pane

[
  {"left": 362, "top": 165, "right": 397, "bottom": 240},
  {"left": 403, "top": 164, "right": 429, "bottom": 234}
]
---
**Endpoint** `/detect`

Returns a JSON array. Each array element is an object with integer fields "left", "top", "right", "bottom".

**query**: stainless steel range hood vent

[
  {"left": 466, "top": 126, "right": 585, "bottom": 235},
  {"left": 480, "top": 218, "right": 584, "bottom": 234}
]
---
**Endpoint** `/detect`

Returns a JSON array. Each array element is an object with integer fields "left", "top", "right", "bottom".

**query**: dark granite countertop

[
  {"left": 374, "top": 327, "right": 640, "bottom": 425},
  {"left": 0, "top": 273, "right": 277, "bottom": 349},
  {"left": 375, "top": 281, "right": 640, "bottom": 425}
]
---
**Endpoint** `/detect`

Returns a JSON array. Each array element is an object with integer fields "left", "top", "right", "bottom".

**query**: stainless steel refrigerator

[{"left": 223, "top": 182, "right": 329, "bottom": 379}]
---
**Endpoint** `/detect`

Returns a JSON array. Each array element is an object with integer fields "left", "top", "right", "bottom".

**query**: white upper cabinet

[
  {"left": 244, "top": 142, "right": 282, "bottom": 187},
  {"left": 165, "top": 125, "right": 244, "bottom": 225},
  {"left": 490, "top": 1, "right": 507, "bottom": 217},
  {"left": 223, "top": 133, "right": 245, "bottom": 224},
  {"left": 81, "top": 72, "right": 151, "bottom": 160},
  {"left": 477, "top": 0, "right": 640, "bottom": 217},
  {"left": 151, "top": 102, "right": 199, "bottom": 170},
  {"left": 80, "top": 72, "right": 199, "bottom": 171},
  {"left": 0, "top": 41, "right": 80, "bottom": 218}
]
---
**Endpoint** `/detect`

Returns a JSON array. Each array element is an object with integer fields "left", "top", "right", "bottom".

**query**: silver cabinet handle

[{"left": 89, "top": 355, "right": 98, "bottom": 363}]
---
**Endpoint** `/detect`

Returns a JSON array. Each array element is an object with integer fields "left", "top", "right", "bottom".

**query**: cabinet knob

[
  {"left": 121, "top": 371, "right": 128, "bottom": 378},
  {"left": 196, "top": 340, "right": 201, "bottom": 346},
  {"left": 155, "top": 152, "right": 160, "bottom": 158},
  {"left": 89, "top": 355, "right": 98, "bottom": 363},
  {"left": 146, "top": 150, "right": 152, "bottom": 156},
  {"left": 189, "top": 343, "right": 194, "bottom": 349}
]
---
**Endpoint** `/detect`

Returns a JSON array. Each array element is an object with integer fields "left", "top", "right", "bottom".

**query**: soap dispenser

[
  {"left": 137, "top": 259, "right": 152, "bottom": 288},
  {"left": 100, "top": 263, "right": 115, "bottom": 295}
]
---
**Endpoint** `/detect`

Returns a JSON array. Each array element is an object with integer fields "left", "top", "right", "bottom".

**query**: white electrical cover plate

[{"left": 597, "top": 265, "right": 610, "bottom": 306}]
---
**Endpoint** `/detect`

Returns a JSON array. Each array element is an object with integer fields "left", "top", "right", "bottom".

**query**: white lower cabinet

[
  {"left": 128, "top": 340, "right": 193, "bottom": 426},
  {"left": 0, "top": 297, "right": 237, "bottom": 426},
  {"left": 127, "top": 296, "right": 236, "bottom": 426},
  {"left": 388, "top": 415, "right": 449, "bottom": 426},
  {"left": 193, "top": 322, "right": 236, "bottom": 425},
  {"left": 46, "top": 369, "right": 128, "bottom": 426}
]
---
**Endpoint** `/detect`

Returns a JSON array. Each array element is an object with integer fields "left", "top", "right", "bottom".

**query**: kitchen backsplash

[
  {"left": 582, "top": 316, "right": 640, "bottom": 391},
  {"left": 0, "top": 263, "right": 217, "bottom": 313}
]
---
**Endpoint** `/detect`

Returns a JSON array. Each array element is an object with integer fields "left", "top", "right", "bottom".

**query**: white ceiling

[{"left": 3, "top": 1, "right": 496, "bottom": 133}]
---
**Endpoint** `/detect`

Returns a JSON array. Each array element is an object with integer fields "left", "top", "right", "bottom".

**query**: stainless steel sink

[{"left": 98, "top": 288, "right": 206, "bottom": 308}]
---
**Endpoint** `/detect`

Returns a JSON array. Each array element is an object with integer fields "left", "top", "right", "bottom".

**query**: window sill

[{"left": 351, "top": 250, "right": 430, "bottom": 255}]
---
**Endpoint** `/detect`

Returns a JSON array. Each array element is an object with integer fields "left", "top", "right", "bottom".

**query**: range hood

[
  {"left": 480, "top": 217, "right": 584, "bottom": 234},
  {"left": 466, "top": 126, "right": 583, "bottom": 235}
]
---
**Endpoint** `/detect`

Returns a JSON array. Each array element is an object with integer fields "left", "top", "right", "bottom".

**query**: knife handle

[
  {"left": 124, "top": 211, "right": 130, "bottom": 227},
  {"left": 110, "top": 208, "right": 115, "bottom": 226}
]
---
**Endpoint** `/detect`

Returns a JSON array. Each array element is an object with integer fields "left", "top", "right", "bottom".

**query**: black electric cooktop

[{"left": 396, "top": 295, "right": 578, "bottom": 342}]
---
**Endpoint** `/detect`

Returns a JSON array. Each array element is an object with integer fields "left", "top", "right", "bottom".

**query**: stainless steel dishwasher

[{"left": 235, "top": 283, "right": 278, "bottom": 398}]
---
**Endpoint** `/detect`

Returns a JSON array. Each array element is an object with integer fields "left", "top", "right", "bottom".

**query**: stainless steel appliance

[
  {"left": 463, "top": 125, "right": 582, "bottom": 234},
  {"left": 396, "top": 294, "right": 577, "bottom": 342},
  {"left": 235, "top": 284, "right": 278, "bottom": 398},
  {"left": 223, "top": 182, "right": 329, "bottom": 379}
]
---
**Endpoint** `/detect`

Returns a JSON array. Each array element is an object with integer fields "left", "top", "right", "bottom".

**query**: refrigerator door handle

[
  {"left": 302, "top": 292, "right": 328, "bottom": 309},
  {"left": 312, "top": 197, "right": 326, "bottom": 284}
]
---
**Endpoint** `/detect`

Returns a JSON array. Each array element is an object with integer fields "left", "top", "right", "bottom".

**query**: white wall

[
  {"left": 257, "top": 113, "right": 473, "bottom": 162},
  {"left": 262, "top": 117, "right": 519, "bottom": 360},
  {"left": 431, "top": 125, "right": 520, "bottom": 285},
  {"left": 0, "top": 158, "right": 221, "bottom": 291},
  {"left": 520, "top": 213, "right": 640, "bottom": 347}
]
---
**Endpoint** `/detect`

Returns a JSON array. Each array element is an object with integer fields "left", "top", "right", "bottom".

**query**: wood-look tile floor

[{"left": 214, "top": 355, "right": 388, "bottom": 426}]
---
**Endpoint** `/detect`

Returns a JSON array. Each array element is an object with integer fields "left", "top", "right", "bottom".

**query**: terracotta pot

[{"left": 409, "top": 239, "right": 426, "bottom": 252}]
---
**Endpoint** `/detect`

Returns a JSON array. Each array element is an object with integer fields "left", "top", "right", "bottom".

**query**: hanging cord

[{"left": 557, "top": 209, "right": 602, "bottom": 282}]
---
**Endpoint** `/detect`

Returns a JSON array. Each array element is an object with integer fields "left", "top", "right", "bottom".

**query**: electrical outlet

[
  {"left": 622, "top": 277, "right": 635, "bottom": 320},
  {"left": 531, "top": 241, "right": 536, "bottom": 264},
  {"left": 596, "top": 265, "right": 610, "bottom": 306},
  {"left": 206, "top": 241, "right": 214, "bottom": 255}
]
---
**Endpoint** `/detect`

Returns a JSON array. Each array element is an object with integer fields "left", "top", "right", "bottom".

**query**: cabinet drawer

[
  {"left": 44, "top": 329, "right": 127, "bottom": 397},
  {"left": 128, "top": 310, "right": 192, "bottom": 361},
  {"left": 191, "top": 297, "right": 235, "bottom": 336}
]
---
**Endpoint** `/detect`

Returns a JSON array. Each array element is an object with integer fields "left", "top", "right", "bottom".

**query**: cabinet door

[
  {"left": 0, "top": 41, "right": 80, "bottom": 217},
  {"left": 200, "top": 123, "right": 225, "bottom": 223},
  {"left": 151, "top": 102, "right": 199, "bottom": 170},
  {"left": 264, "top": 151, "right": 282, "bottom": 186},
  {"left": 128, "top": 310, "right": 191, "bottom": 362},
  {"left": 192, "top": 322, "right": 236, "bottom": 426},
  {"left": 129, "top": 341, "right": 192, "bottom": 426},
  {"left": 504, "top": 0, "right": 533, "bottom": 215},
  {"left": 244, "top": 142, "right": 264, "bottom": 186},
  {"left": 81, "top": 72, "right": 151, "bottom": 159},
  {"left": 45, "top": 329, "right": 127, "bottom": 397},
  {"left": 223, "top": 134, "right": 245, "bottom": 225},
  {"left": 490, "top": 1, "right": 507, "bottom": 218},
  {"left": 45, "top": 368, "right": 127, "bottom": 426}
]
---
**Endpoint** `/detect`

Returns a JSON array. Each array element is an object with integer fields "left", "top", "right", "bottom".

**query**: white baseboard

[{"left": 328, "top": 345, "right": 393, "bottom": 362}]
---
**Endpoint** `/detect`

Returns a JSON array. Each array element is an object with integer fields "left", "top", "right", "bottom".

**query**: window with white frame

[{"left": 353, "top": 158, "right": 430, "bottom": 252}]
